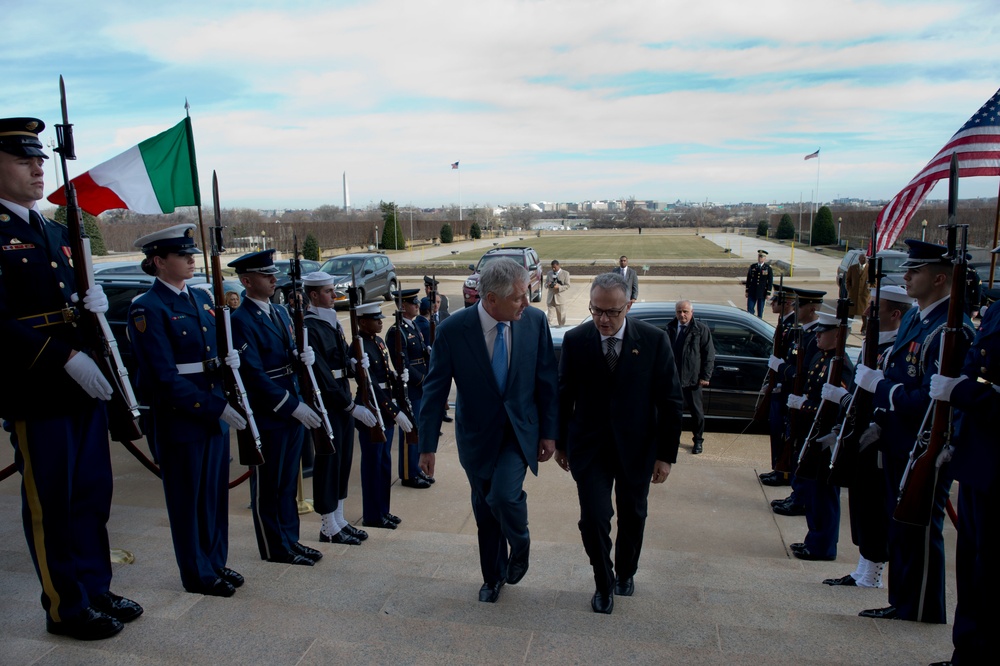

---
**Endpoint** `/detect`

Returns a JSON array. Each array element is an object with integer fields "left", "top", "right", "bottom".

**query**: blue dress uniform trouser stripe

[
  {"left": 250, "top": 424, "right": 305, "bottom": 559},
  {"left": 11, "top": 405, "right": 113, "bottom": 623}
]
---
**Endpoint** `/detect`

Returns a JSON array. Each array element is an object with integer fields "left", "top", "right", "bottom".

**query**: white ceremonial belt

[
  {"left": 331, "top": 368, "right": 345, "bottom": 379},
  {"left": 177, "top": 359, "right": 221, "bottom": 375},
  {"left": 377, "top": 382, "right": 389, "bottom": 389}
]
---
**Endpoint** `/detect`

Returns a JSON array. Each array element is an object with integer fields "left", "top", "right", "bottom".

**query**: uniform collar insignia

[
  {"left": 10, "top": 237, "right": 21, "bottom": 243},
  {"left": 0, "top": 214, "right": 10, "bottom": 222}
]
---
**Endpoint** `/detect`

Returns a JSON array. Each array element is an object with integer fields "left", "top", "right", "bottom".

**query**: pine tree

[
  {"left": 756, "top": 219, "right": 768, "bottom": 236},
  {"left": 776, "top": 213, "right": 795, "bottom": 240},
  {"left": 54, "top": 206, "right": 107, "bottom": 255},
  {"left": 302, "top": 234, "right": 320, "bottom": 261},
  {"left": 440, "top": 223, "right": 454, "bottom": 243},
  {"left": 470, "top": 221, "right": 482, "bottom": 239},
  {"left": 379, "top": 200, "right": 406, "bottom": 250},
  {"left": 812, "top": 206, "right": 837, "bottom": 245}
]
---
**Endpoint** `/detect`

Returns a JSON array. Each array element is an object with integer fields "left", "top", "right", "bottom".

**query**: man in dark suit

[
  {"left": 665, "top": 299, "right": 715, "bottom": 454},
  {"left": 555, "top": 272, "right": 683, "bottom": 614},
  {"left": 418, "top": 259, "right": 558, "bottom": 604},
  {"left": 617, "top": 256, "right": 638, "bottom": 302},
  {"left": 745, "top": 250, "right": 773, "bottom": 318},
  {"left": 423, "top": 275, "right": 450, "bottom": 321}
]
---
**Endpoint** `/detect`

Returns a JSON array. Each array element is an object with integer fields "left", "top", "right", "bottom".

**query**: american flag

[
  {"left": 451, "top": 161, "right": 459, "bottom": 169},
  {"left": 875, "top": 88, "right": 1000, "bottom": 252},
  {"left": 804, "top": 149, "right": 819, "bottom": 160}
]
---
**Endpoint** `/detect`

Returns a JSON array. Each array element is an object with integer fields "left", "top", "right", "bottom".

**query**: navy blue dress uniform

[
  {"left": 864, "top": 240, "right": 974, "bottom": 623},
  {"left": 0, "top": 118, "right": 142, "bottom": 639},
  {"left": 385, "top": 289, "right": 431, "bottom": 486},
  {"left": 937, "top": 285, "right": 1000, "bottom": 662},
  {"left": 353, "top": 302, "right": 405, "bottom": 529},
  {"left": 228, "top": 250, "right": 321, "bottom": 566},
  {"left": 745, "top": 250, "right": 773, "bottom": 318}
]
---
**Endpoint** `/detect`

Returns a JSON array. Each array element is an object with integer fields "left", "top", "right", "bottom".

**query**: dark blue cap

[
  {"left": 419, "top": 297, "right": 432, "bottom": 313},
  {"left": 789, "top": 287, "right": 826, "bottom": 305},
  {"left": 0, "top": 117, "right": 48, "bottom": 158},
  {"left": 228, "top": 249, "right": 279, "bottom": 275},
  {"left": 392, "top": 288, "right": 421, "bottom": 305},
  {"left": 133, "top": 223, "right": 200, "bottom": 255},
  {"left": 900, "top": 240, "right": 950, "bottom": 269}
]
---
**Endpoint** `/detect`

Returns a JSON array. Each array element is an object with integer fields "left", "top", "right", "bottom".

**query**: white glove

[
  {"left": 351, "top": 404, "right": 378, "bottom": 427},
  {"left": 821, "top": 383, "right": 849, "bottom": 404},
  {"left": 855, "top": 365, "right": 885, "bottom": 393},
  {"left": 786, "top": 394, "right": 807, "bottom": 410},
  {"left": 71, "top": 284, "right": 109, "bottom": 314},
  {"left": 292, "top": 402, "right": 322, "bottom": 429},
  {"left": 768, "top": 355, "right": 782, "bottom": 373},
  {"left": 349, "top": 353, "right": 371, "bottom": 370},
  {"left": 224, "top": 349, "right": 240, "bottom": 370},
  {"left": 64, "top": 352, "right": 114, "bottom": 400},
  {"left": 220, "top": 404, "right": 247, "bottom": 430},
  {"left": 929, "top": 374, "right": 966, "bottom": 402},
  {"left": 401, "top": 369, "right": 410, "bottom": 383},
  {"left": 394, "top": 411, "right": 413, "bottom": 433},
  {"left": 936, "top": 445, "right": 955, "bottom": 467},
  {"left": 297, "top": 345, "right": 315, "bottom": 367}
]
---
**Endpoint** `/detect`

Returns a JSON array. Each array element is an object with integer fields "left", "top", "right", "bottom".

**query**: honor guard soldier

[
  {"left": 745, "top": 250, "right": 773, "bottom": 318},
  {"left": 854, "top": 240, "right": 974, "bottom": 623},
  {"left": 760, "top": 285, "right": 797, "bottom": 485},
  {"left": 228, "top": 249, "right": 324, "bottom": 566},
  {"left": 353, "top": 302, "right": 413, "bottom": 529},
  {"left": 0, "top": 117, "right": 142, "bottom": 639},
  {"left": 386, "top": 288, "right": 433, "bottom": 488},
  {"left": 302, "top": 271, "right": 375, "bottom": 546},
  {"left": 423, "top": 275, "right": 450, "bottom": 320},
  {"left": 128, "top": 224, "right": 246, "bottom": 597}
]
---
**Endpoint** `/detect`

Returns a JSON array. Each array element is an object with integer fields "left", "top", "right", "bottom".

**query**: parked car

[
  {"left": 318, "top": 253, "right": 398, "bottom": 306},
  {"left": 836, "top": 249, "right": 908, "bottom": 286},
  {"left": 270, "top": 259, "right": 322, "bottom": 304},
  {"left": 463, "top": 246, "right": 543, "bottom": 307}
]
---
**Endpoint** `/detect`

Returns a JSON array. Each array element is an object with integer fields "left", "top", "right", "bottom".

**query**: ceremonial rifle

[
  {"left": 391, "top": 290, "right": 420, "bottom": 445},
  {"left": 210, "top": 172, "right": 263, "bottom": 466},
  {"left": 773, "top": 294, "right": 804, "bottom": 473},
  {"left": 795, "top": 277, "right": 851, "bottom": 480},
  {"left": 289, "top": 235, "right": 335, "bottom": 456},
  {"left": 753, "top": 275, "right": 785, "bottom": 423},
  {"left": 54, "top": 76, "right": 142, "bottom": 442},
  {"left": 895, "top": 153, "right": 967, "bottom": 526},
  {"left": 348, "top": 268, "right": 387, "bottom": 442},
  {"left": 828, "top": 224, "right": 884, "bottom": 486},
  {"left": 427, "top": 275, "right": 438, "bottom": 345}
]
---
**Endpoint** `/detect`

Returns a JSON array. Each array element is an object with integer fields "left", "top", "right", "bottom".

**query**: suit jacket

[
  {"left": 557, "top": 319, "right": 683, "bottom": 481},
  {"left": 845, "top": 262, "right": 871, "bottom": 318},
  {"left": 418, "top": 304, "right": 558, "bottom": 477},
  {"left": 665, "top": 317, "right": 716, "bottom": 387},
  {"left": 545, "top": 269, "right": 571, "bottom": 306},
  {"left": 618, "top": 266, "right": 639, "bottom": 300}
]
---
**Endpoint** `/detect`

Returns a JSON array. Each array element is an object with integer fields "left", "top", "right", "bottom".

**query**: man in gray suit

[
  {"left": 419, "top": 259, "right": 559, "bottom": 603},
  {"left": 665, "top": 300, "right": 715, "bottom": 454},
  {"left": 618, "top": 256, "right": 638, "bottom": 302}
]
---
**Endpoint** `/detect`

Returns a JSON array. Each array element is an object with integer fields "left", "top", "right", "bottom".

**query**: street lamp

[
  {"left": 261, "top": 230, "right": 267, "bottom": 251},
  {"left": 921, "top": 219, "right": 928, "bottom": 242},
  {"left": 837, "top": 217, "right": 842, "bottom": 246},
  {"left": 374, "top": 224, "right": 379, "bottom": 251}
]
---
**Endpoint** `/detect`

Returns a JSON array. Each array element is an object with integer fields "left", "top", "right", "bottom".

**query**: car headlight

[{"left": 464, "top": 278, "right": 478, "bottom": 289}]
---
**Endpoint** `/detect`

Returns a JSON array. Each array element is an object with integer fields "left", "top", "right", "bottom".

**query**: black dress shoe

[
  {"left": 362, "top": 517, "right": 397, "bottom": 529},
  {"left": 760, "top": 471, "right": 792, "bottom": 486},
  {"left": 823, "top": 574, "right": 858, "bottom": 586},
  {"left": 614, "top": 577, "right": 635, "bottom": 597},
  {"left": 773, "top": 499, "right": 807, "bottom": 516},
  {"left": 384, "top": 513, "right": 402, "bottom": 525},
  {"left": 442, "top": 414, "right": 454, "bottom": 423},
  {"left": 217, "top": 567, "right": 244, "bottom": 588},
  {"left": 591, "top": 590, "right": 614, "bottom": 614},
  {"left": 267, "top": 552, "right": 315, "bottom": 566},
  {"left": 46, "top": 607, "right": 123, "bottom": 640},
  {"left": 343, "top": 524, "right": 368, "bottom": 541},
  {"left": 290, "top": 542, "right": 323, "bottom": 562},
  {"left": 770, "top": 496, "right": 792, "bottom": 507},
  {"left": 692, "top": 442, "right": 703, "bottom": 454},
  {"left": 190, "top": 578, "right": 236, "bottom": 598},
  {"left": 320, "top": 528, "right": 362, "bottom": 545},
  {"left": 507, "top": 546, "right": 530, "bottom": 585},
  {"left": 859, "top": 605, "right": 899, "bottom": 619},
  {"left": 478, "top": 579, "right": 506, "bottom": 603},
  {"left": 400, "top": 477, "right": 432, "bottom": 489},
  {"left": 92, "top": 591, "right": 143, "bottom": 623},
  {"left": 789, "top": 542, "right": 806, "bottom": 553},
  {"left": 419, "top": 472, "right": 436, "bottom": 484},
  {"left": 793, "top": 545, "right": 836, "bottom": 561}
]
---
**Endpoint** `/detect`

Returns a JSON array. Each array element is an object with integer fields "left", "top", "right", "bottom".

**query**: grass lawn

[{"left": 445, "top": 233, "right": 733, "bottom": 264}]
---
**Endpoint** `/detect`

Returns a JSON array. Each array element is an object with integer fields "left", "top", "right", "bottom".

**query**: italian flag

[{"left": 48, "top": 118, "right": 201, "bottom": 216}]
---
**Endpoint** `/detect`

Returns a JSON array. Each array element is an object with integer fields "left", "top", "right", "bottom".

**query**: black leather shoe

[
  {"left": 442, "top": 414, "right": 454, "bottom": 423},
  {"left": 692, "top": 442, "right": 703, "bottom": 454},
  {"left": 591, "top": 590, "right": 614, "bottom": 614},
  {"left": 290, "top": 542, "right": 323, "bottom": 562},
  {"left": 760, "top": 471, "right": 792, "bottom": 486},
  {"left": 789, "top": 542, "right": 806, "bottom": 552},
  {"left": 773, "top": 499, "right": 807, "bottom": 516},
  {"left": 92, "top": 591, "right": 143, "bottom": 623},
  {"left": 384, "top": 513, "right": 402, "bottom": 525},
  {"left": 771, "top": 495, "right": 792, "bottom": 507},
  {"left": 46, "top": 607, "right": 123, "bottom": 640},
  {"left": 320, "top": 528, "right": 362, "bottom": 545},
  {"left": 823, "top": 574, "right": 857, "bottom": 586},
  {"left": 190, "top": 578, "right": 236, "bottom": 598},
  {"left": 614, "top": 577, "right": 635, "bottom": 597},
  {"left": 420, "top": 472, "right": 436, "bottom": 484},
  {"left": 217, "top": 567, "right": 244, "bottom": 588},
  {"left": 507, "top": 546, "right": 530, "bottom": 585},
  {"left": 343, "top": 524, "right": 368, "bottom": 541},
  {"left": 362, "top": 517, "right": 397, "bottom": 530},
  {"left": 478, "top": 579, "right": 505, "bottom": 603},
  {"left": 267, "top": 552, "right": 315, "bottom": 566},
  {"left": 859, "top": 605, "right": 899, "bottom": 620},
  {"left": 401, "top": 477, "right": 432, "bottom": 489},
  {"left": 793, "top": 545, "right": 835, "bottom": 561}
]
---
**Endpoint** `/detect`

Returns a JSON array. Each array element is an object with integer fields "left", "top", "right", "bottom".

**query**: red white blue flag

[
  {"left": 804, "top": 149, "right": 820, "bottom": 161},
  {"left": 451, "top": 161, "right": 459, "bottom": 169}
]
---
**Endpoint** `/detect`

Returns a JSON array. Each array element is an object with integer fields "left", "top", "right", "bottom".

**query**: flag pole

[
  {"left": 991, "top": 177, "right": 1000, "bottom": 288},
  {"left": 184, "top": 99, "right": 210, "bottom": 278}
]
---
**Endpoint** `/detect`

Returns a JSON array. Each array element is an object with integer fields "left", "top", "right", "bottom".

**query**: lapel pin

[{"left": 632, "top": 349, "right": 639, "bottom": 355}]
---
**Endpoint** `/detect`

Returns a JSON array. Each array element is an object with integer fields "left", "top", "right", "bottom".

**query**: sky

[{"left": 4, "top": 0, "right": 1000, "bottom": 211}]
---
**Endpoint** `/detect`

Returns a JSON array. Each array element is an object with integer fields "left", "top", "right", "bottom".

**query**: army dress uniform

[
  {"left": 745, "top": 251, "right": 773, "bottom": 318},
  {"left": 385, "top": 289, "right": 430, "bottom": 486}
]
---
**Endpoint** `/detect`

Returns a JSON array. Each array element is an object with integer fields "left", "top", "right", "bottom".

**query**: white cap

[
  {"left": 873, "top": 285, "right": 913, "bottom": 305},
  {"left": 302, "top": 271, "right": 334, "bottom": 287},
  {"left": 813, "top": 311, "right": 851, "bottom": 332}
]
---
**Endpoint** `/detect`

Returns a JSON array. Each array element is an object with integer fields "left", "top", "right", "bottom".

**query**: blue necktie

[{"left": 492, "top": 322, "right": 508, "bottom": 391}]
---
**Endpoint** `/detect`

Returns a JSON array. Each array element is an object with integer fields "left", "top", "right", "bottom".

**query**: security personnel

[
  {"left": 0, "top": 117, "right": 142, "bottom": 639},
  {"left": 353, "top": 302, "right": 413, "bottom": 529},
  {"left": 385, "top": 288, "right": 432, "bottom": 488},
  {"left": 127, "top": 224, "right": 246, "bottom": 597},
  {"left": 745, "top": 250, "right": 773, "bottom": 318},
  {"left": 785, "top": 312, "right": 854, "bottom": 561},
  {"left": 928, "top": 248, "right": 1000, "bottom": 662},
  {"left": 854, "top": 239, "right": 974, "bottom": 623},
  {"left": 423, "top": 275, "right": 450, "bottom": 321},
  {"left": 229, "top": 249, "right": 324, "bottom": 566},
  {"left": 302, "top": 271, "right": 376, "bottom": 546}
]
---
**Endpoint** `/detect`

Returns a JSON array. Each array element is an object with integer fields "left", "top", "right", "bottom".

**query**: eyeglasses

[{"left": 589, "top": 304, "right": 627, "bottom": 319}]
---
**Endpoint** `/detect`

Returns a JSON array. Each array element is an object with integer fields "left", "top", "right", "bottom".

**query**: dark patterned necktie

[{"left": 605, "top": 337, "right": 619, "bottom": 373}]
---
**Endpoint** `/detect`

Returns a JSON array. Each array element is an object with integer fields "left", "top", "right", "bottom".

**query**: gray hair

[
  {"left": 675, "top": 299, "right": 692, "bottom": 310},
  {"left": 479, "top": 258, "right": 529, "bottom": 300},
  {"left": 590, "top": 272, "right": 628, "bottom": 298}
]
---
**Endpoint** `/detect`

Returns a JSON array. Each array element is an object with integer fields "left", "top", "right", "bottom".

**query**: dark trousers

[
  {"left": 159, "top": 426, "right": 230, "bottom": 591},
  {"left": 747, "top": 295, "right": 765, "bottom": 318},
  {"left": 464, "top": 433, "right": 529, "bottom": 585},
  {"left": 359, "top": 425, "right": 394, "bottom": 523},
  {"left": 681, "top": 385, "right": 705, "bottom": 444},
  {"left": 847, "top": 447, "right": 889, "bottom": 562},
  {"left": 951, "top": 484, "right": 1000, "bottom": 664},
  {"left": 398, "top": 395, "right": 421, "bottom": 480},
  {"left": 250, "top": 423, "right": 304, "bottom": 560},
  {"left": 768, "top": 393, "right": 786, "bottom": 469},
  {"left": 312, "top": 412, "right": 355, "bottom": 515},
  {"left": 571, "top": 445, "right": 651, "bottom": 595},
  {"left": 800, "top": 476, "right": 840, "bottom": 559},
  {"left": 10, "top": 405, "right": 113, "bottom": 623}
]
